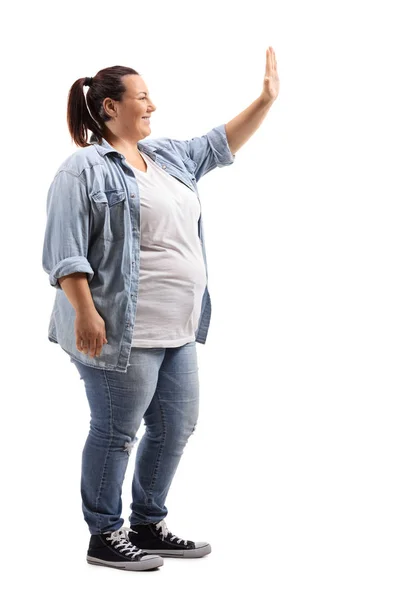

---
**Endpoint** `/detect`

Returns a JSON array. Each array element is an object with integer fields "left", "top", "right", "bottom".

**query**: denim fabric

[
  {"left": 70, "top": 341, "right": 199, "bottom": 534},
  {"left": 42, "top": 124, "right": 235, "bottom": 373}
]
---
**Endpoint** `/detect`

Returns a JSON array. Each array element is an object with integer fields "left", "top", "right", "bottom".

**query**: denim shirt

[{"left": 42, "top": 123, "right": 235, "bottom": 372}]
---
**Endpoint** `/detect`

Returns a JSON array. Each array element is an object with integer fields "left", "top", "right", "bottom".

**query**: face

[{"left": 103, "top": 74, "right": 157, "bottom": 140}]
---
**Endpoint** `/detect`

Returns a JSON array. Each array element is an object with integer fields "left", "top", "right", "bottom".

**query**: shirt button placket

[{"left": 128, "top": 188, "right": 137, "bottom": 332}]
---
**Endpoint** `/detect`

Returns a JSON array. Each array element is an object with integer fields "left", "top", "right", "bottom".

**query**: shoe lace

[
  {"left": 155, "top": 519, "right": 188, "bottom": 545},
  {"left": 106, "top": 526, "right": 144, "bottom": 557}
]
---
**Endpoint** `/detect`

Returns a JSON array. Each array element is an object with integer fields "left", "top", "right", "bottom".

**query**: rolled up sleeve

[
  {"left": 168, "top": 123, "right": 236, "bottom": 181},
  {"left": 42, "top": 170, "right": 94, "bottom": 290}
]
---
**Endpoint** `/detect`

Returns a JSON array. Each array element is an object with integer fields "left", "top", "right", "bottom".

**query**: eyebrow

[{"left": 137, "top": 92, "right": 149, "bottom": 95}]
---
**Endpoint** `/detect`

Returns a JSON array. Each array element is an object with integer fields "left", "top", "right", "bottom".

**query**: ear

[{"left": 103, "top": 97, "right": 118, "bottom": 119}]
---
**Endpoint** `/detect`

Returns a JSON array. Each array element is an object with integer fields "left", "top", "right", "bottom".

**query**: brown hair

[{"left": 66, "top": 65, "right": 140, "bottom": 147}]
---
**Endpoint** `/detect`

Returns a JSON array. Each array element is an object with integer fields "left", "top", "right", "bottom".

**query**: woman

[{"left": 42, "top": 50, "right": 279, "bottom": 572}]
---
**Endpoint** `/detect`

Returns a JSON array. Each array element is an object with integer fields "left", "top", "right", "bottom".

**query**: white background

[{"left": 2, "top": 0, "right": 400, "bottom": 598}]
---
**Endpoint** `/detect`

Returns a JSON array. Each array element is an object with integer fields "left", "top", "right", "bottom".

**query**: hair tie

[{"left": 84, "top": 77, "right": 94, "bottom": 87}]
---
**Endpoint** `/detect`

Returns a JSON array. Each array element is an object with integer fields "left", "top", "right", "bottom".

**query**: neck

[{"left": 102, "top": 128, "right": 142, "bottom": 158}]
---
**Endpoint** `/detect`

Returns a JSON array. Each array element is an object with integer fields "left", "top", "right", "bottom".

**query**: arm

[
  {"left": 225, "top": 46, "right": 280, "bottom": 155},
  {"left": 58, "top": 273, "right": 96, "bottom": 313},
  {"left": 42, "top": 169, "right": 95, "bottom": 291},
  {"left": 168, "top": 123, "right": 236, "bottom": 181},
  {"left": 225, "top": 96, "right": 274, "bottom": 155}
]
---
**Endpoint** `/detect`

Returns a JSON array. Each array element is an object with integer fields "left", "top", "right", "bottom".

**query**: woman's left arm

[{"left": 225, "top": 46, "right": 280, "bottom": 155}]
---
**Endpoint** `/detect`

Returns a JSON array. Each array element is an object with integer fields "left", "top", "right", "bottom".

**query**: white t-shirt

[{"left": 128, "top": 151, "right": 207, "bottom": 347}]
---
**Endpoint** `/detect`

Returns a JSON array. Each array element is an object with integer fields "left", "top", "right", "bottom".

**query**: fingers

[
  {"left": 78, "top": 338, "right": 88, "bottom": 353},
  {"left": 267, "top": 47, "right": 277, "bottom": 71},
  {"left": 89, "top": 339, "right": 99, "bottom": 358},
  {"left": 271, "top": 47, "right": 277, "bottom": 70},
  {"left": 74, "top": 312, "right": 108, "bottom": 358},
  {"left": 77, "top": 337, "right": 106, "bottom": 358},
  {"left": 266, "top": 48, "right": 272, "bottom": 74}
]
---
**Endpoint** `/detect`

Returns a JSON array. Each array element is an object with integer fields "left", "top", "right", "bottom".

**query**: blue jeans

[{"left": 70, "top": 341, "right": 199, "bottom": 535}]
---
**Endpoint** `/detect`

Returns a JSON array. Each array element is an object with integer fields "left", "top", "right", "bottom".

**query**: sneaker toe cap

[
  {"left": 140, "top": 553, "right": 164, "bottom": 566},
  {"left": 141, "top": 553, "right": 163, "bottom": 560}
]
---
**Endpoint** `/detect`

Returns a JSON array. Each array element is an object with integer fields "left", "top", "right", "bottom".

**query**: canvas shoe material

[
  {"left": 128, "top": 519, "right": 211, "bottom": 558},
  {"left": 87, "top": 526, "right": 164, "bottom": 571}
]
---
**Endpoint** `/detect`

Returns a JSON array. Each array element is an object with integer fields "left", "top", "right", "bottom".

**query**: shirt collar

[{"left": 90, "top": 133, "right": 157, "bottom": 160}]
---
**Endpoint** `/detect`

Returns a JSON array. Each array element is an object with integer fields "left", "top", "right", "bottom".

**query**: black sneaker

[
  {"left": 87, "top": 526, "right": 164, "bottom": 571},
  {"left": 128, "top": 519, "right": 212, "bottom": 558}
]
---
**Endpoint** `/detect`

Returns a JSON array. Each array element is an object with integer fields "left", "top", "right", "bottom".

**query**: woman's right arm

[
  {"left": 59, "top": 273, "right": 107, "bottom": 357},
  {"left": 43, "top": 170, "right": 107, "bottom": 356},
  {"left": 42, "top": 170, "right": 95, "bottom": 290},
  {"left": 58, "top": 272, "right": 96, "bottom": 313}
]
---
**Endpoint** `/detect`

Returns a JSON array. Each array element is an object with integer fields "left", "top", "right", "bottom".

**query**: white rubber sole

[
  {"left": 87, "top": 554, "right": 164, "bottom": 571},
  {"left": 140, "top": 543, "right": 212, "bottom": 558}
]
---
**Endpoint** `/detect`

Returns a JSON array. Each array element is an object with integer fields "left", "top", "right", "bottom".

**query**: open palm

[{"left": 262, "top": 47, "right": 280, "bottom": 104}]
